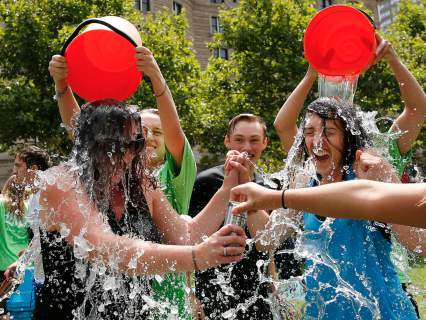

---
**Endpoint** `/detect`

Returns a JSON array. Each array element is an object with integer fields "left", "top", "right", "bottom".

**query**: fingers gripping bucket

[
  {"left": 61, "top": 16, "right": 142, "bottom": 102},
  {"left": 303, "top": 5, "right": 376, "bottom": 102}
]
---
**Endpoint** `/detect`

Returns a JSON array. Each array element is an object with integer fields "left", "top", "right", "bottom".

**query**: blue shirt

[{"left": 303, "top": 167, "right": 417, "bottom": 319}]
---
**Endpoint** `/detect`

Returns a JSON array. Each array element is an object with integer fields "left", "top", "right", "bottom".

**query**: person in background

[
  {"left": 189, "top": 114, "right": 301, "bottom": 319},
  {"left": 0, "top": 145, "right": 51, "bottom": 319}
]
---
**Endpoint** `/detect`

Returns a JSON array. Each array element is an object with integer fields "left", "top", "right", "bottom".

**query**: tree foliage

[
  {"left": 0, "top": 0, "right": 201, "bottom": 156},
  {"left": 194, "top": 0, "right": 425, "bottom": 169},
  {"left": 192, "top": 0, "right": 317, "bottom": 170}
]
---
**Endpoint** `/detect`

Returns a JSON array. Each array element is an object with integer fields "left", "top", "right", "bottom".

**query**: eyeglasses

[{"left": 123, "top": 134, "right": 145, "bottom": 154}]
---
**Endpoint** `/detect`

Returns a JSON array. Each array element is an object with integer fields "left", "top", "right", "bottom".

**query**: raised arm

[
  {"left": 48, "top": 55, "right": 81, "bottom": 131},
  {"left": 231, "top": 181, "right": 426, "bottom": 229},
  {"left": 371, "top": 35, "right": 426, "bottom": 155},
  {"left": 39, "top": 169, "right": 246, "bottom": 275},
  {"left": 149, "top": 156, "right": 246, "bottom": 244},
  {"left": 135, "top": 47, "right": 185, "bottom": 167},
  {"left": 274, "top": 65, "right": 317, "bottom": 153}
]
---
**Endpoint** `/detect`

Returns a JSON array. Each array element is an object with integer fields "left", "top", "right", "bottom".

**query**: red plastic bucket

[
  {"left": 304, "top": 5, "right": 376, "bottom": 76},
  {"left": 62, "top": 16, "right": 142, "bottom": 102}
]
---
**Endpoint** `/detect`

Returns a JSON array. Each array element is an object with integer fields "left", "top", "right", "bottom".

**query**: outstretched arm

[
  {"left": 231, "top": 181, "right": 426, "bottom": 229},
  {"left": 48, "top": 55, "right": 81, "bottom": 132},
  {"left": 274, "top": 65, "right": 317, "bottom": 153},
  {"left": 136, "top": 47, "right": 186, "bottom": 167},
  {"left": 40, "top": 167, "right": 245, "bottom": 276}
]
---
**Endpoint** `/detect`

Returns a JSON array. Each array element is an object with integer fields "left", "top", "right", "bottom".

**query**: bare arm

[
  {"left": 136, "top": 47, "right": 185, "bottom": 166},
  {"left": 149, "top": 160, "right": 243, "bottom": 245},
  {"left": 48, "top": 55, "right": 81, "bottom": 132},
  {"left": 367, "top": 35, "right": 426, "bottom": 155},
  {"left": 39, "top": 167, "right": 245, "bottom": 275},
  {"left": 274, "top": 66, "right": 317, "bottom": 153},
  {"left": 387, "top": 50, "right": 426, "bottom": 155},
  {"left": 231, "top": 181, "right": 426, "bottom": 229}
]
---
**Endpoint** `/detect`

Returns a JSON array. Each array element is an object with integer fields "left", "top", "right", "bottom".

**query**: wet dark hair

[
  {"left": 17, "top": 145, "right": 51, "bottom": 171},
  {"left": 73, "top": 99, "right": 155, "bottom": 212},
  {"left": 303, "top": 97, "right": 371, "bottom": 167}
]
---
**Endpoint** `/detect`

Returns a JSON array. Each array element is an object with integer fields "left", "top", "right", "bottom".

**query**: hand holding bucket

[{"left": 61, "top": 16, "right": 142, "bottom": 102}]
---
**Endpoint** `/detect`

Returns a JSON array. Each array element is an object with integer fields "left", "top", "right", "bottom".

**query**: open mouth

[{"left": 312, "top": 151, "right": 330, "bottom": 162}]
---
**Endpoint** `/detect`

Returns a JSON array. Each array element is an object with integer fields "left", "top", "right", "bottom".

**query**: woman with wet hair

[
  {"left": 270, "top": 96, "right": 420, "bottom": 319},
  {"left": 35, "top": 100, "right": 247, "bottom": 320}
]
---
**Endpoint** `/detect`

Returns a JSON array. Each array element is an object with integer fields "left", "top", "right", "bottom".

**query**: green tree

[
  {"left": 192, "top": 0, "right": 317, "bottom": 170},
  {"left": 194, "top": 0, "right": 425, "bottom": 170},
  {"left": 0, "top": 1, "right": 201, "bottom": 156}
]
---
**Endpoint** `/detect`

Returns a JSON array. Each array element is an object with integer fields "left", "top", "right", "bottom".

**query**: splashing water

[
  {"left": 318, "top": 74, "right": 359, "bottom": 103},
  {"left": 241, "top": 152, "right": 279, "bottom": 189}
]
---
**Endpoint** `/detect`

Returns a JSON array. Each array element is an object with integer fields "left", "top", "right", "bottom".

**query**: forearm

[
  {"left": 387, "top": 55, "right": 426, "bottom": 114},
  {"left": 189, "top": 187, "right": 231, "bottom": 243},
  {"left": 151, "top": 74, "right": 185, "bottom": 165},
  {"left": 285, "top": 181, "right": 426, "bottom": 227},
  {"left": 87, "top": 231, "right": 194, "bottom": 275},
  {"left": 387, "top": 54, "right": 426, "bottom": 153},
  {"left": 55, "top": 79, "right": 80, "bottom": 131},
  {"left": 247, "top": 210, "right": 273, "bottom": 252},
  {"left": 274, "top": 70, "right": 316, "bottom": 152}
]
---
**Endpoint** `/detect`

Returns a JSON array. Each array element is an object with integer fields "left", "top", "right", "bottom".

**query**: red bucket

[
  {"left": 304, "top": 5, "right": 376, "bottom": 76},
  {"left": 62, "top": 16, "right": 142, "bottom": 102}
]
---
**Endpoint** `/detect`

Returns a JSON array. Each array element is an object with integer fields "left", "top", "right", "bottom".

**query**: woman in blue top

[{"left": 281, "top": 97, "right": 417, "bottom": 319}]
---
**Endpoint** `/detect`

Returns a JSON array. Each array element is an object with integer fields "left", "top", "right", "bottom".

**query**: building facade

[{"left": 135, "top": 0, "right": 239, "bottom": 68}]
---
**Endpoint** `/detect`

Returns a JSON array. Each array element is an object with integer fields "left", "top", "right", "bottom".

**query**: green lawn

[{"left": 409, "top": 266, "right": 426, "bottom": 319}]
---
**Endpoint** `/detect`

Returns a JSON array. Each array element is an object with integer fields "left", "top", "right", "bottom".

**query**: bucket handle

[{"left": 60, "top": 18, "right": 138, "bottom": 56}]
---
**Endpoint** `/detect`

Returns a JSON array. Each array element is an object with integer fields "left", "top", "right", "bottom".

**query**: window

[
  {"left": 321, "top": 0, "right": 333, "bottom": 8},
  {"left": 210, "top": 0, "right": 225, "bottom": 3},
  {"left": 134, "top": 0, "right": 150, "bottom": 13},
  {"left": 211, "top": 16, "right": 222, "bottom": 33},
  {"left": 173, "top": 1, "right": 183, "bottom": 15},
  {"left": 213, "top": 48, "right": 229, "bottom": 60}
]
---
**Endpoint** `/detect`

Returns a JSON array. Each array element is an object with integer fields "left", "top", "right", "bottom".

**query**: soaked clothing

[
  {"left": 0, "top": 198, "right": 29, "bottom": 271},
  {"left": 152, "top": 137, "right": 196, "bottom": 319},
  {"left": 37, "top": 197, "right": 162, "bottom": 320},
  {"left": 189, "top": 165, "right": 299, "bottom": 320},
  {"left": 303, "top": 168, "right": 417, "bottom": 320}
]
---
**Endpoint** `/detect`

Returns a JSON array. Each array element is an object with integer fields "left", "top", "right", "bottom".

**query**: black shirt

[
  {"left": 37, "top": 196, "right": 161, "bottom": 320},
  {"left": 189, "top": 165, "right": 297, "bottom": 320}
]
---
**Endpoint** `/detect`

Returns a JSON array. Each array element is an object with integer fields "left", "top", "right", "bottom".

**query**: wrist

[
  {"left": 54, "top": 80, "right": 68, "bottom": 92},
  {"left": 191, "top": 246, "right": 200, "bottom": 271},
  {"left": 152, "top": 75, "right": 166, "bottom": 94}
]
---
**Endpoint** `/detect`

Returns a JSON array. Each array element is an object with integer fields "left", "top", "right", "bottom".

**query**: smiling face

[
  {"left": 140, "top": 112, "right": 165, "bottom": 168},
  {"left": 303, "top": 112, "right": 346, "bottom": 182},
  {"left": 224, "top": 120, "right": 268, "bottom": 163}
]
